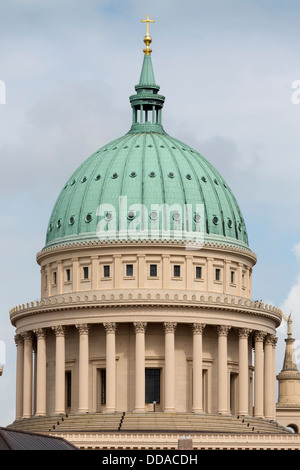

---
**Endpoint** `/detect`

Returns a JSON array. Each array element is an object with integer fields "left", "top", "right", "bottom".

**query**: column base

[
  {"left": 164, "top": 408, "right": 176, "bottom": 413},
  {"left": 133, "top": 409, "right": 146, "bottom": 413}
]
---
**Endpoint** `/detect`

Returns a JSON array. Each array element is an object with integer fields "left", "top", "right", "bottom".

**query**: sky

[{"left": 1, "top": 0, "right": 300, "bottom": 426}]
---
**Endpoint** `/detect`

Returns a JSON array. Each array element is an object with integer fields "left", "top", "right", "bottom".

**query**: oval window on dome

[
  {"left": 71, "top": 179, "right": 76, "bottom": 186},
  {"left": 213, "top": 216, "right": 219, "bottom": 225},
  {"left": 150, "top": 210, "right": 158, "bottom": 220},
  {"left": 214, "top": 179, "right": 219, "bottom": 185},
  {"left": 48, "top": 223, "right": 53, "bottom": 232},
  {"left": 186, "top": 174, "right": 192, "bottom": 180},
  {"left": 105, "top": 212, "right": 112, "bottom": 221},
  {"left": 168, "top": 172, "right": 175, "bottom": 178},
  {"left": 173, "top": 212, "right": 181, "bottom": 221},
  {"left": 149, "top": 171, "right": 156, "bottom": 178},
  {"left": 201, "top": 176, "right": 207, "bottom": 182},
  {"left": 127, "top": 211, "right": 135, "bottom": 220},
  {"left": 238, "top": 222, "right": 242, "bottom": 231},
  {"left": 81, "top": 176, "right": 87, "bottom": 183},
  {"left": 85, "top": 214, "right": 92, "bottom": 223},
  {"left": 69, "top": 216, "right": 75, "bottom": 225},
  {"left": 194, "top": 213, "right": 201, "bottom": 223},
  {"left": 112, "top": 173, "right": 118, "bottom": 179},
  {"left": 95, "top": 174, "right": 101, "bottom": 181},
  {"left": 228, "top": 219, "right": 233, "bottom": 228},
  {"left": 57, "top": 219, "right": 61, "bottom": 228},
  {"left": 130, "top": 172, "right": 137, "bottom": 178}
]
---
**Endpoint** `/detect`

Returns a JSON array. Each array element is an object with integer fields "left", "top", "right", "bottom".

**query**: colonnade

[{"left": 14, "top": 323, "right": 277, "bottom": 421}]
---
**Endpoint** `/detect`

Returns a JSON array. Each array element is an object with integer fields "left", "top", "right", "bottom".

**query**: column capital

[
  {"left": 192, "top": 323, "right": 206, "bottom": 334},
  {"left": 133, "top": 322, "right": 147, "bottom": 333},
  {"left": 103, "top": 322, "right": 117, "bottom": 333},
  {"left": 163, "top": 322, "right": 177, "bottom": 333},
  {"left": 76, "top": 323, "right": 90, "bottom": 335},
  {"left": 265, "top": 333, "right": 277, "bottom": 346},
  {"left": 21, "top": 331, "right": 33, "bottom": 341},
  {"left": 33, "top": 328, "right": 47, "bottom": 339},
  {"left": 254, "top": 331, "right": 266, "bottom": 343},
  {"left": 216, "top": 325, "right": 231, "bottom": 337},
  {"left": 52, "top": 325, "right": 66, "bottom": 337},
  {"left": 14, "top": 334, "right": 23, "bottom": 346},
  {"left": 238, "top": 327, "right": 252, "bottom": 339}
]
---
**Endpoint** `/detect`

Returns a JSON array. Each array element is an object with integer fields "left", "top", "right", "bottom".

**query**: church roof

[{"left": 0, "top": 427, "right": 78, "bottom": 450}]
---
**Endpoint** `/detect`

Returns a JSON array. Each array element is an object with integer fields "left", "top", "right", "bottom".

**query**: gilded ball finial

[{"left": 141, "top": 14, "right": 155, "bottom": 55}]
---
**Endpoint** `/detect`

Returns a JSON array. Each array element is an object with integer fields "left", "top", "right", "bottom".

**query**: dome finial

[{"left": 141, "top": 14, "right": 155, "bottom": 55}]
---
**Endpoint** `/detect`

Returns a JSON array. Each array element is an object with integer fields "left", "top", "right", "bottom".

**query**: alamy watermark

[
  {"left": 0, "top": 80, "right": 6, "bottom": 104},
  {"left": 95, "top": 196, "right": 205, "bottom": 249},
  {"left": 291, "top": 80, "right": 300, "bottom": 104}
]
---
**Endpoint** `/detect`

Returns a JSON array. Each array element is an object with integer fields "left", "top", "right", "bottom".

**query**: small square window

[
  {"left": 66, "top": 268, "right": 71, "bottom": 282},
  {"left": 83, "top": 266, "right": 89, "bottom": 279},
  {"left": 150, "top": 264, "right": 157, "bottom": 277},
  {"left": 173, "top": 265, "right": 181, "bottom": 277},
  {"left": 103, "top": 265, "right": 110, "bottom": 278},
  {"left": 215, "top": 268, "right": 221, "bottom": 281},
  {"left": 196, "top": 266, "right": 202, "bottom": 279},
  {"left": 126, "top": 264, "right": 133, "bottom": 277}
]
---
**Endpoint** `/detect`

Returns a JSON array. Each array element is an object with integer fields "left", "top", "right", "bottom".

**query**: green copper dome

[{"left": 45, "top": 53, "right": 249, "bottom": 250}]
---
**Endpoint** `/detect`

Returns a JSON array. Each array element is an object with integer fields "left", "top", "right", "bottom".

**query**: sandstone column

[
  {"left": 104, "top": 322, "right": 117, "bottom": 413},
  {"left": 52, "top": 326, "right": 66, "bottom": 415},
  {"left": 164, "top": 322, "right": 177, "bottom": 412},
  {"left": 15, "top": 334, "right": 24, "bottom": 420},
  {"left": 192, "top": 323, "right": 206, "bottom": 413},
  {"left": 264, "top": 334, "right": 275, "bottom": 419},
  {"left": 238, "top": 328, "right": 252, "bottom": 416},
  {"left": 134, "top": 322, "right": 147, "bottom": 412},
  {"left": 217, "top": 325, "right": 231, "bottom": 414},
  {"left": 34, "top": 328, "right": 47, "bottom": 416},
  {"left": 22, "top": 332, "right": 33, "bottom": 419},
  {"left": 254, "top": 331, "right": 266, "bottom": 418},
  {"left": 76, "top": 324, "right": 90, "bottom": 413}
]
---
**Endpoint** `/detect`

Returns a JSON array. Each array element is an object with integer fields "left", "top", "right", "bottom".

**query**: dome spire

[
  {"left": 128, "top": 14, "right": 166, "bottom": 134},
  {"left": 141, "top": 14, "right": 155, "bottom": 55}
]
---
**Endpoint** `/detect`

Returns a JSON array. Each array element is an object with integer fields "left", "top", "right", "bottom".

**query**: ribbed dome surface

[{"left": 45, "top": 131, "right": 249, "bottom": 249}]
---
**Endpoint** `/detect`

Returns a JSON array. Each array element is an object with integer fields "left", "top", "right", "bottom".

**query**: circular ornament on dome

[
  {"left": 213, "top": 216, "right": 219, "bottom": 225},
  {"left": 149, "top": 171, "right": 156, "bottom": 178},
  {"left": 85, "top": 214, "right": 92, "bottom": 223},
  {"left": 95, "top": 174, "right": 101, "bottom": 181},
  {"left": 130, "top": 172, "right": 137, "bottom": 178},
  {"left": 186, "top": 174, "right": 192, "bottom": 180},
  {"left": 69, "top": 216, "right": 75, "bottom": 225},
  {"left": 168, "top": 172, "right": 174, "bottom": 178},
  {"left": 112, "top": 173, "right": 118, "bottom": 179},
  {"left": 173, "top": 212, "right": 180, "bottom": 221},
  {"left": 201, "top": 176, "right": 207, "bottom": 182}
]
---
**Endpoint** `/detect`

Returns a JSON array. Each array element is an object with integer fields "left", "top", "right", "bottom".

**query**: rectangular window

[
  {"left": 196, "top": 266, "right": 202, "bottom": 279},
  {"left": 126, "top": 264, "right": 133, "bottom": 277},
  {"left": 230, "top": 270, "right": 235, "bottom": 284},
  {"left": 103, "top": 265, "right": 110, "bottom": 278},
  {"left": 53, "top": 271, "right": 57, "bottom": 285},
  {"left": 66, "top": 268, "right": 71, "bottom": 282},
  {"left": 101, "top": 369, "right": 106, "bottom": 405},
  {"left": 145, "top": 369, "right": 160, "bottom": 404},
  {"left": 173, "top": 265, "right": 181, "bottom": 277},
  {"left": 149, "top": 264, "right": 157, "bottom": 277},
  {"left": 83, "top": 266, "right": 89, "bottom": 279},
  {"left": 65, "top": 371, "right": 72, "bottom": 408},
  {"left": 215, "top": 268, "right": 221, "bottom": 281}
]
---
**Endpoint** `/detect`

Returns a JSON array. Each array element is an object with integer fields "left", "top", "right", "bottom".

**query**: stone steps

[{"left": 7, "top": 412, "right": 289, "bottom": 435}]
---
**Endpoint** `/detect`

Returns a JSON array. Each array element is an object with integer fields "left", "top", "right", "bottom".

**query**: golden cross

[{"left": 141, "top": 14, "right": 155, "bottom": 38}]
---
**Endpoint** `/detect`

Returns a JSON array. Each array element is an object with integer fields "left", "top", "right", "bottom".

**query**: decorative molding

[
  {"left": 238, "top": 328, "right": 252, "bottom": 339},
  {"left": 52, "top": 325, "right": 66, "bottom": 337}
]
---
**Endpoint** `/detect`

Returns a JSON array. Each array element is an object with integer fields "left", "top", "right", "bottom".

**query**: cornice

[
  {"left": 9, "top": 290, "right": 282, "bottom": 328},
  {"left": 36, "top": 238, "right": 257, "bottom": 264}
]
